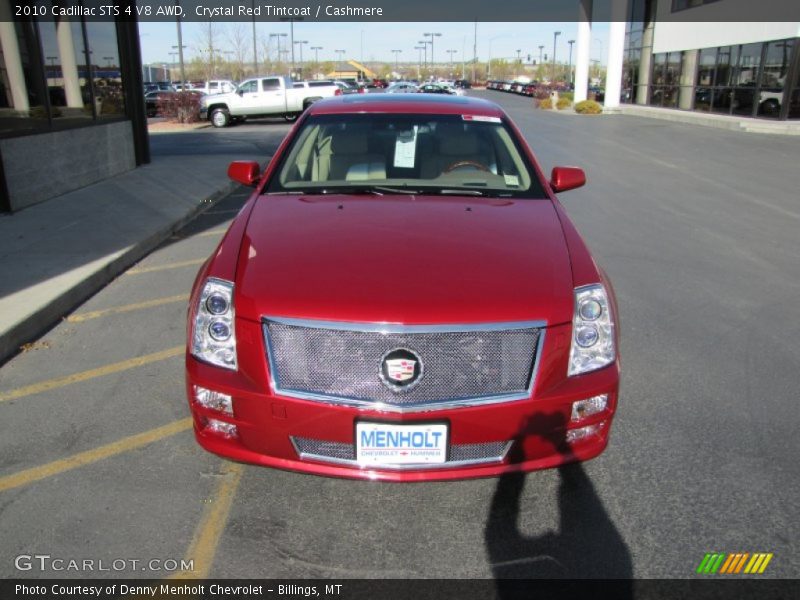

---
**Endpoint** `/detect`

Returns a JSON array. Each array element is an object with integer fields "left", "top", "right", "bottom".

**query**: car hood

[{"left": 235, "top": 195, "right": 575, "bottom": 326}]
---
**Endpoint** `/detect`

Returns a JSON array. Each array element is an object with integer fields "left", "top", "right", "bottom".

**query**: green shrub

[
  {"left": 574, "top": 100, "right": 602, "bottom": 114},
  {"left": 560, "top": 91, "right": 574, "bottom": 102},
  {"left": 556, "top": 97, "right": 572, "bottom": 110},
  {"left": 538, "top": 97, "right": 553, "bottom": 110}
]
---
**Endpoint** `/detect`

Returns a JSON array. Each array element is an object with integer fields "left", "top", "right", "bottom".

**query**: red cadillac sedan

[{"left": 185, "top": 94, "right": 619, "bottom": 481}]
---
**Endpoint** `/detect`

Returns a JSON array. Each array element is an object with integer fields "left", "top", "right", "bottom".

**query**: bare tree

[
  {"left": 194, "top": 22, "right": 220, "bottom": 82},
  {"left": 226, "top": 23, "right": 249, "bottom": 81}
]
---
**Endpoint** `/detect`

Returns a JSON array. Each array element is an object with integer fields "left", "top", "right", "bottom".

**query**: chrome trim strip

[
  {"left": 266, "top": 316, "right": 547, "bottom": 334},
  {"left": 263, "top": 317, "right": 547, "bottom": 414},
  {"left": 289, "top": 438, "right": 514, "bottom": 470}
]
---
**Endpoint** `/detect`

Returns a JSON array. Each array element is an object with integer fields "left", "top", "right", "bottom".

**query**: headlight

[
  {"left": 191, "top": 278, "right": 237, "bottom": 370},
  {"left": 568, "top": 284, "right": 615, "bottom": 376}
]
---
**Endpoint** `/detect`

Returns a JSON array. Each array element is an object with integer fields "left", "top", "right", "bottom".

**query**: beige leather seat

[{"left": 314, "top": 130, "right": 386, "bottom": 182}]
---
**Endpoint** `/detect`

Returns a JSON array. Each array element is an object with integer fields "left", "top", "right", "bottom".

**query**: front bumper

[{"left": 185, "top": 320, "right": 619, "bottom": 482}]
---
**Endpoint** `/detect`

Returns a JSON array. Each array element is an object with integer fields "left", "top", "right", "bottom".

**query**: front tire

[
  {"left": 210, "top": 108, "right": 230, "bottom": 128},
  {"left": 760, "top": 99, "right": 780, "bottom": 116}
]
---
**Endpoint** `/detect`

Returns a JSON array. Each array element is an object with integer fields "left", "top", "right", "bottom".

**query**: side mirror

[
  {"left": 236, "top": 89, "right": 244, "bottom": 96},
  {"left": 227, "top": 161, "right": 261, "bottom": 187},
  {"left": 550, "top": 167, "right": 586, "bottom": 193}
]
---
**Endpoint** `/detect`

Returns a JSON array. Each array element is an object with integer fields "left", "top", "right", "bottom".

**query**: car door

[
  {"left": 231, "top": 79, "right": 263, "bottom": 116},
  {"left": 261, "top": 77, "right": 288, "bottom": 114}
]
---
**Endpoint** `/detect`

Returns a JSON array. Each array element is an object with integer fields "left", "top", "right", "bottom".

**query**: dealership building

[
  {"left": 0, "top": 2, "right": 147, "bottom": 212},
  {"left": 577, "top": 0, "right": 800, "bottom": 121}
]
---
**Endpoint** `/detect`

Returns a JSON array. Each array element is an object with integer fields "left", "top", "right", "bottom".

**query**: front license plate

[{"left": 356, "top": 422, "right": 448, "bottom": 465}]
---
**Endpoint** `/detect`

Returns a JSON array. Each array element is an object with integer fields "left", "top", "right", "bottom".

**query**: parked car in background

[
  {"left": 143, "top": 81, "right": 175, "bottom": 94},
  {"left": 333, "top": 80, "right": 365, "bottom": 95},
  {"left": 186, "top": 94, "right": 619, "bottom": 481},
  {"left": 194, "top": 80, "right": 237, "bottom": 96},
  {"left": 385, "top": 82, "right": 419, "bottom": 94},
  {"left": 454, "top": 79, "right": 472, "bottom": 89},
  {"left": 418, "top": 83, "right": 455, "bottom": 95},
  {"left": 144, "top": 90, "right": 175, "bottom": 117},
  {"left": 200, "top": 75, "right": 338, "bottom": 127}
]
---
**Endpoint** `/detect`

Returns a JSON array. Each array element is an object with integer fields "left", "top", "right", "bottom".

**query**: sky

[{"left": 137, "top": 21, "right": 611, "bottom": 67}]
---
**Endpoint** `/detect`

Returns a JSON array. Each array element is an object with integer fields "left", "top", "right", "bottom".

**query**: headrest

[
  {"left": 332, "top": 132, "right": 368, "bottom": 154},
  {"left": 439, "top": 131, "right": 480, "bottom": 156}
]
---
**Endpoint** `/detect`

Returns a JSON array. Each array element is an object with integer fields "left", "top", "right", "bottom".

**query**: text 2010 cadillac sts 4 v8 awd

[{"left": 185, "top": 94, "right": 619, "bottom": 481}]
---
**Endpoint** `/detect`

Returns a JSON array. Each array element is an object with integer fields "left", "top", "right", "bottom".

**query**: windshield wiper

[
  {"left": 434, "top": 188, "right": 490, "bottom": 196},
  {"left": 272, "top": 186, "right": 425, "bottom": 196}
]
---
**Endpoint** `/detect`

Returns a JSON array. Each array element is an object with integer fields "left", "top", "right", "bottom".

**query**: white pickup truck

[{"left": 200, "top": 76, "right": 339, "bottom": 127}]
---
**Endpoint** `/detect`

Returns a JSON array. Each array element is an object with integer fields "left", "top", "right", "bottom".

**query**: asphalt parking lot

[{"left": 1, "top": 91, "right": 798, "bottom": 581}]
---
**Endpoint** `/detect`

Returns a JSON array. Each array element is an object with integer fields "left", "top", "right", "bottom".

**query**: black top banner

[{"left": 10, "top": 0, "right": 800, "bottom": 22}]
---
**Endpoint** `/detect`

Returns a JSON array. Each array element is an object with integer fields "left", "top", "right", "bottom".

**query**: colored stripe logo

[{"left": 697, "top": 553, "right": 773, "bottom": 574}]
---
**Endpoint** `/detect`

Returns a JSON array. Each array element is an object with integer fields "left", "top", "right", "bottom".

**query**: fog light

[
  {"left": 194, "top": 386, "right": 233, "bottom": 415},
  {"left": 571, "top": 394, "right": 608, "bottom": 422},
  {"left": 566, "top": 423, "right": 603, "bottom": 443},
  {"left": 205, "top": 418, "right": 238, "bottom": 439}
]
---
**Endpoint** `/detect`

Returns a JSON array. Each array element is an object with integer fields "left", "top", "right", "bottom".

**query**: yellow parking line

[
  {"left": 169, "top": 463, "right": 245, "bottom": 579},
  {"left": 67, "top": 295, "right": 188, "bottom": 323},
  {"left": 0, "top": 346, "right": 184, "bottom": 403},
  {"left": 127, "top": 259, "right": 205, "bottom": 275},
  {"left": 0, "top": 418, "right": 192, "bottom": 493}
]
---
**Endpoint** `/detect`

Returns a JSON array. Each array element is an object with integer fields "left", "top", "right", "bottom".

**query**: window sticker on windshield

[
  {"left": 504, "top": 174, "right": 520, "bottom": 187},
  {"left": 462, "top": 115, "right": 502, "bottom": 123},
  {"left": 394, "top": 126, "right": 418, "bottom": 169}
]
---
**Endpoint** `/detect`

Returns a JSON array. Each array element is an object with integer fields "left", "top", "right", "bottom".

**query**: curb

[{"left": 0, "top": 180, "right": 239, "bottom": 366}]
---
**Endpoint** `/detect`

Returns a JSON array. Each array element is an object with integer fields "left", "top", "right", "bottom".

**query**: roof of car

[{"left": 306, "top": 94, "right": 505, "bottom": 118}]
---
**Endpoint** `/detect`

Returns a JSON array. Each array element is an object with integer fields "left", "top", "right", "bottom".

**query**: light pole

[
  {"left": 311, "top": 46, "right": 322, "bottom": 65},
  {"left": 538, "top": 44, "right": 544, "bottom": 65},
  {"left": 516, "top": 49, "right": 521, "bottom": 63},
  {"left": 270, "top": 33, "right": 287, "bottom": 69},
  {"left": 552, "top": 31, "right": 561, "bottom": 83},
  {"left": 414, "top": 45, "right": 424, "bottom": 79},
  {"left": 418, "top": 40, "right": 428, "bottom": 70},
  {"left": 567, "top": 39, "right": 575, "bottom": 86},
  {"left": 488, "top": 35, "right": 503, "bottom": 79},
  {"left": 174, "top": 0, "right": 186, "bottom": 89},
  {"left": 424, "top": 32, "right": 441, "bottom": 75},
  {"left": 279, "top": 17, "right": 303, "bottom": 76},
  {"left": 294, "top": 40, "right": 308, "bottom": 66},
  {"left": 391, "top": 49, "right": 402, "bottom": 72},
  {"left": 251, "top": 0, "right": 258, "bottom": 75},
  {"left": 593, "top": 38, "right": 604, "bottom": 65},
  {"left": 447, "top": 49, "right": 457, "bottom": 69},
  {"left": 335, "top": 49, "right": 346, "bottom": 77}
]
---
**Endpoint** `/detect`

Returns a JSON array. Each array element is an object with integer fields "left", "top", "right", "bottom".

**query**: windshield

[{"left": 268, "top": 113, "right": 545, "bottom": 198}]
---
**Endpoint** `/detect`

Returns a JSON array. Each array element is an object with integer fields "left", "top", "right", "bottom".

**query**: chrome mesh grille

[
  {"left": 291, "top": 436, "right": 510, "bottom": 467},
  {"left": 264, "top": 319, "right": 540, "bottom": 409}
]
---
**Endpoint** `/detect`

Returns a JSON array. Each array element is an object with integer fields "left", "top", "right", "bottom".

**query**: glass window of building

[
  {"left": 731, "top": 42, "right": 763, "bottom": 117},
  {"left": 83, "top": 10, "right": 125, "bottom": 119},
  {"left": 0, "top": 16, "right": 48, "bottom": 134},
  {"left": 788, "top": 50, "right": 800, "bottom": 119},
  {"left": 758, "top": 39, "right": 794, "bottom": 119},
  {"left": 36, "top": 10, "right": 93, "bottom": 127}
]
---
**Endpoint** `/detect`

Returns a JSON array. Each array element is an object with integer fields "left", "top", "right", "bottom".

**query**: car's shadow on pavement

[{"left": 484, "top": 412, "right": 633, "bottom": 598}]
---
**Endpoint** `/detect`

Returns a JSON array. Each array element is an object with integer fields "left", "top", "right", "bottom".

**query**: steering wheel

[{"left": 443, "top": 160, "right": 491, "bottom": 173}]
